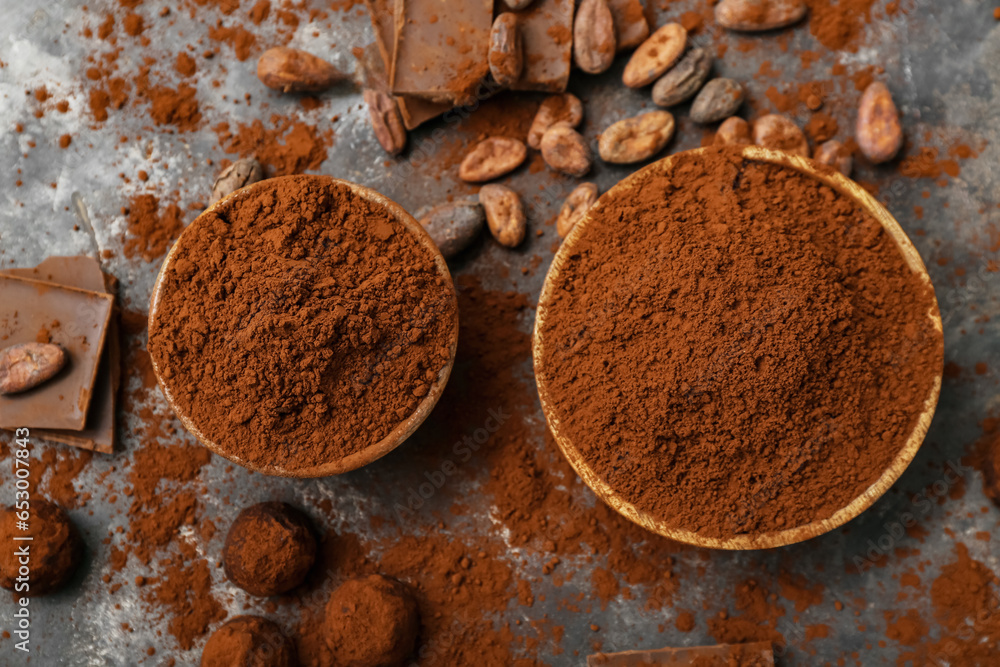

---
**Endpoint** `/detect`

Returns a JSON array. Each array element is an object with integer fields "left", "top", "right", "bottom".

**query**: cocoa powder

[
  {"left": 148, "top": 176, "right": 456, "bottom": 472},
  {"left": 537, "top": 147, "right": 943, "bottom": 538}
]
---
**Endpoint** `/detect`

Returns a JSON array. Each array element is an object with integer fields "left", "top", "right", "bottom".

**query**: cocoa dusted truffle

[
  {"left": 0, "top": 499, "right": 82, "bottom": 596},
  {"left": 223, "top": 502, "right": 317, "bottom": 597},
  {"left": 325, "top": 574, "right": 420, "bottom": 667},
  {"left": 201, "top": 615, "right": 296, "bottom": 667}
]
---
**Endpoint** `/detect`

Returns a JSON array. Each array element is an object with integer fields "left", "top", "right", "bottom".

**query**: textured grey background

[{"left": 0, "top": 0, "right": 998, "bottom": 665}]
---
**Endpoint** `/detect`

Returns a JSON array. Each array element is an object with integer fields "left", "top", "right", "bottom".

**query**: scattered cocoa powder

[
  {"left": 213, "top": 116, "right": 333, "bottom": 176},
  {"left": 122, "top": 193, "right": 185, "bottom": 261},
  {"left": 805, "top": 0, "right": 879, "bottom": 52}
]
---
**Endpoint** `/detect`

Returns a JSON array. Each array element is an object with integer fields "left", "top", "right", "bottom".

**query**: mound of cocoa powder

[
  {"left": 537, "top": 146, "right": 943, "bottom": 539},
  {"left": 148, "top": 176, "right": 457, "bottom": 472}
]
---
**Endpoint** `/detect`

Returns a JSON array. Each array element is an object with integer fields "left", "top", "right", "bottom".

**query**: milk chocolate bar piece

[
  {"left": 4, "top": 257, "right": 119, "bottom": 453},
  {"left": 588, "top": 642, "right": 775, "bottom": 666},
  {"left": 0, "top": 274, "right": 113, "bottom": 432},
  {"left": 364, "top": 0, "right": 452, "bottom": 129},
  {"left": 391, "top": 0, "right": 493, "bottom": 105},
  {"left": 608, "top": 0, "right": 650, "bottom": 52},
  {"left": 508, "top": 0, "right": 574, "bottom": 93}
]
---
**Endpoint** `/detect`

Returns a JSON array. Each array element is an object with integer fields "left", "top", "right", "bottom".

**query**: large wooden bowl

[
  {"left": 149, "top": 175, "right": 459, "bottom": 478},
  {"left": 533, "top": 146, "right": 944, "bottom": 550}
]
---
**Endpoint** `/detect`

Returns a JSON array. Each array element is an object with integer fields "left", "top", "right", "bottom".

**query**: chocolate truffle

[
  {"left": 0, "top": 499, "right": 82, "bottom": 596},
  {"left": 201, "top": 615, "right": 296, "bottom": 667},
  {"left": 223, "top": 502, "right": 316, "bottom": 597},
  {"left": 325, "top": 574, "right": 420, "bottom": 667}
]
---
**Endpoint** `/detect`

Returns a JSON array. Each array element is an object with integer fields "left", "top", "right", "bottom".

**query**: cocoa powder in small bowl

[
  {"left": 148, "top": 175, "right": 459, "bottom": 477},
  {"left": 534, "top": 146, "right": 944, "bottom": 549}
]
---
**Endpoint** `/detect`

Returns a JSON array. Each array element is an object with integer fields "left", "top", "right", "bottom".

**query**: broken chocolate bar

[
  {"left": 507, "top": 0, "right": 575, "bottom": 93},
  {"left": 363, "top": 0, "right": 452, "bottom": 129},
  {"left": 0, "top": 273, "right": 113, "bottom": 432},
  {"left": 391, "top": 0, "right": 493, "bottom": 105},
  {"left": 588, "top": 641, "right": 775, "bottom": 666},
  {"left": 608, "top": 0, "right": 650, "bottom": 52},
  {"left": 4, "top": 257, "right": 119, "bottom": 453}
]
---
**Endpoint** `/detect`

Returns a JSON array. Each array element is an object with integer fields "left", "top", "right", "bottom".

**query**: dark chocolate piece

[
  {"left": 3, "top": 257, "right": 119, "bottom": 453},
  {"left": 588, "top": 642, "right": 775, "bottom": 666},
  {"left": 363, "top": 0, "right": 451, "bottom": 129},
  {"left": 0, "top": 273, "right": 112, "bottom": 432},
  {"left": 391, "top": 0, "right": 493, "bottom": 105},
  {"left": 508, "top": 0, "right": 575, "bottom": 92}
]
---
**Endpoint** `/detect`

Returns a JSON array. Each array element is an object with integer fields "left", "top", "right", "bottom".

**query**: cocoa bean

[
  {"left": 557, "top": 183, "right": 599, "bottom": 238},
  {"left": 714, "top": 0, "right": 807, "bottom": 32},
  {"left": 651, "top": 47, "right": 712, "bottom": 107},
  {"left": 714, "top": 117, "right": 751, "bottom": 146},
  {"left": 418, "top": 199, "right": 485, "bottom": 259},
  {"left": 459, "top": 137, "right": 528, "bottom": 182},
  {"left": 598, "top": 110, "right": 675, "bottom": 164},
  {"left": 622, "top": 22, "right": 687, "bottom": 88},
  {"left": 210, "top": 158, "right": 264, "bottom": 205},
  {"left": 540, "top": 123, "right": 593, "bottom": 177},
  {"left": 528, "top": 94, "right": 584, "bottom": 150},
  {"left": 856, "top": 82, "right": 903, "bottom": 164},
  {"left": 256, "top": 47, "right": 347, "bottom": 93},
  {"left": 479, "top": 185, "right": 526, "bottom": 248},
  {"left": 814, "top": 140, "right": 853, "bottom": 177},
  {"left": 753, "top": 114, "right": 810, "bottom": 158},
  {"left": 574, "top": 0, "right": 617, "bottom": 75},
  {"left": 364, "top": 89, "right": 407, "bottom": 156},
  {"left": 504, "top": 0, "right": 535, "bottom": 8},
  {"left": 0, "top": 343, "right": 67, "bottom": 395},
  {"left": 489, "top": 13, "right": 523, "bottom": 87},
  {"left": 690, "top": 78, "right": 745, "bottom": 124}
]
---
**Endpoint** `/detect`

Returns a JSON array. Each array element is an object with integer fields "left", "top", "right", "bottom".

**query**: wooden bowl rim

[
  {"left": 148, "top": 175, "right": 459, "bottom": 478},
  {"left": 532, "top": 145, "right": 944, "bottom": 550}
]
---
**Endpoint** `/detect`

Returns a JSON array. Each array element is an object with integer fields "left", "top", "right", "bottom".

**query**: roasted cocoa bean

[
  {"left": 622, "top": 22, "right": 687, "bottom": 88},
  {"left": 364, "top": 89, "right": 407, "bottom": 156},
  {"left": 714, "top": 117, "right": 751, "bottom": 146},
  {"left": 714, "top": 0, "right": 807, "bottom": 32},
  {"left": 814, "top": 140, "right": 853, "bottom": 177},
  {"left": 0, "top": 343, "right": 67, "bottom": 395},
  {"left": 489, "top": 13, "right": 523, "bottom": 87},
  {"left": 651, "top": 47, "right": 713, "bottom": 107},
  {"left": 541, "top": 123, "right": 593, "bottom": 177},
  {"left": 856, "top": 82, "right": 903, "bottom": 164},
  {"left": 256, "top": 47, "right": 347, "bottom": 93},
  {"left": 690, "top": 78, "right": 745, "bottom": 124},
  {"left": 479, "top": 185, "right": 526, "bottom": 248},
  {"left": 210, "top": 158, "right": 264, "bottom": 205},
  {"left": 598, "top": 110, "right": 675, "bottom": 164},
  {"left": 753, "top": 114, "right": 810, "bottom": 157},
  {"left": 574, "top": 0, "right": 617, "bottom": 75},
  {"left": 459, "top": 137, "right": 528, "bottom": 182},
  {"left": 527, "top": 94, "right": 584, "bottom": 150},
  {"left": 557, "top": 183, "right": 599, "bottom": 238}
]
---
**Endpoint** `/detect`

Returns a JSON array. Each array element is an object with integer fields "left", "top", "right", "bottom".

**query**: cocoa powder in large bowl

[
  {"left": 533, "top": 145, "right": 944, "bottom": 550},
  {"left": 148, "top": 175, "right": 459, "bottom": 478}
]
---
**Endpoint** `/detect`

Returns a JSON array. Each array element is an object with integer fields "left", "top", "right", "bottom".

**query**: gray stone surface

[{"left": 0, "top": 0, "right": 998, "bottom": 664}]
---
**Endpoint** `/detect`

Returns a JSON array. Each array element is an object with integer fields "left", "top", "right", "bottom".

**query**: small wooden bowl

[
  {"left": 149, "top": 176, "right": 459, "bottom": 478},
  {"left": 533, "top": 146, "right": 944, "bottom": 550}
]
